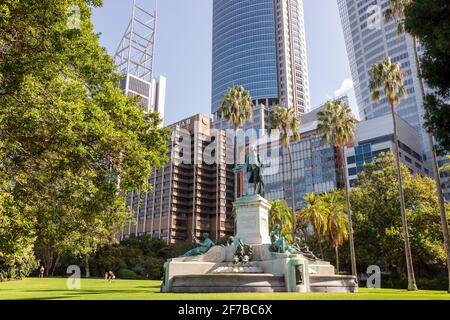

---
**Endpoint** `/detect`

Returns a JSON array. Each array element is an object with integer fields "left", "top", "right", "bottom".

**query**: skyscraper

[
  {"left": 211, "top": 0, "right": 310, "bottom": 117},
  {"left": 337, "top": 0, "right": 430, "bottom": 167},
  {"left": 119, "top": 114, "right": 235, "bottom": 243},
  {"left": 115, "top": 0, "right": 166, "bottom": 122}
]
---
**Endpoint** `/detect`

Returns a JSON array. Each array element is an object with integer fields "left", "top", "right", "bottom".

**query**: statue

[
  {"left": 291, "top": 237, "right": 320, "bottom": 261},
  {"left": 233, "top": 145, "right": 266, "bottom": 197},
  {"left": 270, "top": 224, "right": 287, "bottom": 253},
  {"left": 182, "top": 232, "right": 215, "bottom": 257},
  {"left": 226, "top": 236, "right": 235, "bottom": 246},
  {"left": 234, "top": 239, "right": 253, "bottom": 265},
  {"left": 270, "top": 225, "right": 316, "bottom": 256}
]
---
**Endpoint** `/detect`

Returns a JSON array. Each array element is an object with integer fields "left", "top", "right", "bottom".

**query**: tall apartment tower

[
  {"left": 337, "top": 0, "right": 430, "bottom": 166},
  {"left": 211, "top": 0, "right": 310, "bottom": 117},
  {"left": 120, "top": 114, "right": 235, "bottom": 243},
  {"left": 115, "top": 0, "right": 166, "bottom": 122}
]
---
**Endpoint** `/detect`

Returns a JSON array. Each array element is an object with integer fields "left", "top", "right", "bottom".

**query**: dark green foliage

[
  {"left": 117, "top": 269, "right": 141, "bottom": 280},
  {"left": 404, "top": 0, "right": 450, "bottom": 152},
  {"left": 0, "top": 1, "right": 170, "bottom": 280},
  {"left": 89, "top": 235, "right": 195, "bottom": 280},
  {"left": 350, "top": 153, "right": 449, "bottom": 278}
]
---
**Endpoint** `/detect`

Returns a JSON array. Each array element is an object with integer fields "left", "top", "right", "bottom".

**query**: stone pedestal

[{"left": 235, "top": 195, "right": 271, "bottom": 245}]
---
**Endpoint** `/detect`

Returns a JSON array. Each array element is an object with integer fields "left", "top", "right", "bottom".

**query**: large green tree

[
  {"left": 369, "top": 57, "right": 418, "bottom": 291},
  {"left": 297, "top": 193, "right": 328, "bottom": 259},
  {"left": 0, "top": 0, "right": 170, "bottom": 277},
  {"left": 351, "top": 153, "right": 450, "bottom": 279},
  {"left": 268, "top": 199, "right": 293, "bottom": 244},
  {"left": 218, "top": 85, "right": 253, "bottom": 201},
  {"left": 322, "top": 190, "right": 349, "bottom": 273},
  {"left": 404, "top": 0, "right": 450, "bottom": 153},
  {"left": 317, "top": 99, "right": 358, "bottom": 277},
  {"left": 386, "top": 0, "right": 450, "bottom": 292},
  {"left": 269, "top": 107, "right": 301, "bottom": 239}
]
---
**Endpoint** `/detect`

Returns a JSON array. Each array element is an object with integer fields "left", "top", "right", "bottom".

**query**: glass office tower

[
  {"left": 337, "top": 0, "right": 430, "bottom": 166},
  {"left": 212, "top": 0, "right": 310, "bottom": 116}
]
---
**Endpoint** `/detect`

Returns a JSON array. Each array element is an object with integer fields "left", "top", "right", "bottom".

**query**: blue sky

[{"left": 92, "top": 0, "right": 357, "bottom": 126}]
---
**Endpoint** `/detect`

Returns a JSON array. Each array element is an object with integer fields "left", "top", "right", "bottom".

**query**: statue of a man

[
  {"left": 182, "top": 232, "right": 214, "bottom": 257},
  {"left": 246, "top": 145, "right": 265, "bottom": 197}
]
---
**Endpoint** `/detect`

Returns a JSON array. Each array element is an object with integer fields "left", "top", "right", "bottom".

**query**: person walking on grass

[{"left": 39, "top": 266, "right": 45, "bottom": 278}]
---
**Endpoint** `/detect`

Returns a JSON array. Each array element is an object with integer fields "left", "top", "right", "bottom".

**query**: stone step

[
  {"left": 309, "top": 275, "right": 358, "bottom": 293},
  {"left": 170, "top": 273, "right": 286, "bottom": 293}
]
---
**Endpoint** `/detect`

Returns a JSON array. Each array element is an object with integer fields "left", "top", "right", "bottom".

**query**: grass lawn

[{"left": 0, "top": 278, "right": 449, "bottom": 300}]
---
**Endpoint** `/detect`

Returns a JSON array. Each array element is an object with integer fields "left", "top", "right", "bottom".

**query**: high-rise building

[
  {"left": 345, "top": 114, "right": 429, "bottom": 188},
  {"left": 115, "top": 0, "right": 166, "bottom": 122},
  {"left": 256, "top": 102, "right": 343, "bottom": 210},
  {"left": 337, "top": 0, "right": 430, "bottom": 167},
  {"left": 211, "top": 0, "right": 310, "bottom": 117},
  {"left": 119, "top": 114, "right": 235, "bottom": 243}
]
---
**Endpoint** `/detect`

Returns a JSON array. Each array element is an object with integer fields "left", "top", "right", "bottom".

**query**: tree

[
  {"left": 322, "top": 190, "right": 348, "bottom": 273},
  {"left": 297, "top": 193, "right": 327, "bottom": 258},
  {"left": 218, "top": 85, "right": 253, "bottom": 201},
  {"left": 351, "top": 153, "right": 450, "bottom": 279},
  {"left": 0, "top": 182, "right": 39, "bottom": 281},
  {"left": 317, "top": 99, "right": 358, "bottom": 277},
  {"left": 404, "top": 0, "right": 450, "bottom": 152},
  {"left": 268, "top": 200, "right": 293, "bottom": 244},
  {"left": 369, "top": 57, "right": 418, "bottom": 290},
  {"left": 386, "top": 0, "right": 450, "bottom": 292},
  {"left": 0, "top": 0, "right": 170, "bottom": 277},
  {"left": 269, "top": 107, "right": 301, "bottom": 239}
]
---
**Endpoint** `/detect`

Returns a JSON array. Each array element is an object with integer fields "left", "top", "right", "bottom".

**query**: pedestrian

[
  {"left": 39, "top": 266, "right": 45, "bottom": 278},
  {"left": 104, "top": 272, "right": 109, "bottom": 283},
  {"left": 108, "top": 271, "right": 115, "bottom": 282}
]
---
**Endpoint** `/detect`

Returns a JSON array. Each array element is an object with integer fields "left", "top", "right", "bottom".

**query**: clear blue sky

[{"left": 92, "top": 0, "right": 357, "bottom": 126}]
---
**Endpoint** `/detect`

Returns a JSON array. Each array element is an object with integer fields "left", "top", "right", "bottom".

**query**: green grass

[{"left": 0, "top": 278, "right": 449, "bottom": 300}]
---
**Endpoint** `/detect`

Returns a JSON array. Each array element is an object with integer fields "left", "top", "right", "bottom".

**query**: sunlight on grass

[{"left": 0, "top": 278, "right": 449, "bottom": 300}]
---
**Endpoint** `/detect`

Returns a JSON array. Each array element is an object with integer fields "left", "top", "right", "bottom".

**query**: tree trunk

[
  {"left": 287, "top": 144, "right": 296, "bottom": 240},
  {"left": 234, "top": 128, "right": 238, "bottom": 200},
  {"left": 340, "top": 147, "right": 357, "bottom": 277},
  {"left": 335, "top": 246, "right": 340, "bottom": 273},
  {"left": 42, "top": 246, "right": 54, "bottom": 277},
  {"left": 85, "top": 255, "right": 90, "bottom": 278},
  {"left": 390, "top": 103, "right": 418, "bottom": 291},
  {"left": 412, "top": 35, "right": 450, "bottom": 293},
  {"left": 51, "top": 254, "right": 61, "bottom": 276},
  {"left": 318, "top": 238, "right": 324, "bottom": 259}
]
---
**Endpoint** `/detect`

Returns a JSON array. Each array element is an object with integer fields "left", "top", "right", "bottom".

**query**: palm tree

[
  {"left": 269, "top": 107, "right": 301, "bottom": 239},
  {"left": 218, "top": 85, "right": 253, "bottom": 201},
  {"left": 297, "top": 193, "right": 327, "bottom": 258},
  {"left": 322, "top": 191, "right": 348, "bottom": 273},
  {"left": 317, "top": 99, "right": 358, "bottom": 277},
  {"left": 386, "top": 0, "right": 450, "bottom": 294},
  {"left": 369, "top": 57, "right": 418, "bottom": 291},
  {"left": 269, "top": 199, "right": 293, "bottom": 243}
]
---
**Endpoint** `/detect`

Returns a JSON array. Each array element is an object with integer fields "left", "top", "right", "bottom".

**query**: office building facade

[
  {"left": 258, "top": 105, "right": 341, "bottom": 210},
  {"left": 345, "top": 114, "right": 429, "bottom": 187},
  {"left": 120, "top": 114, "right": 235, "bottom": 243},
  {"left": 337, "top": 0, "right": 430, "bottom": 166},
  {"left": 212, "top": 0, "right": 310, "bottom": 116}
]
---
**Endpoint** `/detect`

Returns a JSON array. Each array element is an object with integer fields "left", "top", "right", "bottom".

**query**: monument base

[{"left": 160, "top": 195, "right": 358, "bottom": 294}]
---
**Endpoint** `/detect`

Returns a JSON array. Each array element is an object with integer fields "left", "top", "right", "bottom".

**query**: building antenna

[{"left": 114, "top": 0, "right": 157, "bottom": 82}]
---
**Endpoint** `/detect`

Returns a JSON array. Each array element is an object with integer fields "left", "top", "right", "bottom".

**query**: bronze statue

[
  {"left": 181, "top": 232, "right": 214, "bottom": 257},
  {"left": 234, "top": 239, "right": 253, "bottom": 265},
  {"left": 233, "top": 145, "right": 266, "bottom": 197}
]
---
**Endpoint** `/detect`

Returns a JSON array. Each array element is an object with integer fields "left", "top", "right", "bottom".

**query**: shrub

[{"left": 117, "top": 268, "right": 142, "bottom": 280}]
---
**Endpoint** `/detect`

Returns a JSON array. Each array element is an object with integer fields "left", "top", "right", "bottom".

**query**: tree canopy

[{"left": 0, "top": 0, "right": 170, "bottom": 279}]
